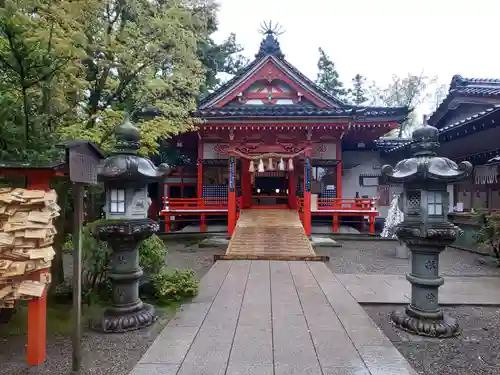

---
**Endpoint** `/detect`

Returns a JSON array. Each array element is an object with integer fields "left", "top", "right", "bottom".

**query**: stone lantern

[
  {"left": 91, "top": 116, "right": 169, "bottom": 333},
  {"left": 381, "top": 122, "right": 473, "bottom": 337}
]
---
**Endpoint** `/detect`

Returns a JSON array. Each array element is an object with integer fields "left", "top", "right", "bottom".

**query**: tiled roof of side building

[
  {"left": 380, "top": 104, "right": 500, "bottom": 153},
  {"left": 428, "top": 74, "right": 500, "bottom": 126},
  {"left": 194, "top": 104, "right": 408, "bottom": 119}
]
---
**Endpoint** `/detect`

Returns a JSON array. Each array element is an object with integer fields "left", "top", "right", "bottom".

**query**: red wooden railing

[
  {"left": 160, "top": 197, "right": 242, "bottom": 234},
  {"left": 296, "top": 197, "right": 377, "bottom": 211},
  {"left": 162, "top": 197, "right": 228, "bottom": 210},
  {"left": 296, "top": 197, "right": 378, "bottom": 234}
]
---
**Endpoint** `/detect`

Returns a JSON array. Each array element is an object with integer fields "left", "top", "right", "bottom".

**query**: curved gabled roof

[{"left": 428, "top": 74, "right": 500, "bottom": 126}]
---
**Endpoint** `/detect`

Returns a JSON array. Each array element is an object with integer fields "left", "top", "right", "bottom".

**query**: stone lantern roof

[
  {"left": 382, "top": 119, "right": 473, "bottom": 184},
  {"left": 98, "top": 116, "right": 169, "bottom": 186}
]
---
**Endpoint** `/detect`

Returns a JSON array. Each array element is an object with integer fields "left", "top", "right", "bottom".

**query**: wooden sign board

[{"left": 67, "top": 143, "right": 102, "bottom": 185}]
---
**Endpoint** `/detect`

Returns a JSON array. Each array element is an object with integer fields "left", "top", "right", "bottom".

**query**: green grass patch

[{"left": 0, "top": 301, "right": 179, "bottom": 338}]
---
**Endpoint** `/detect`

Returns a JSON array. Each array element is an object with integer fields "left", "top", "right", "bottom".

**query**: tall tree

[
  {"left": 349, "top": 74, "right": 368, "bottom": 105},
  {"left": 58, "top": 0, "right": 213, "bottom": 155},
  {"left": 315, "top": 47, "right": 347, "bottom": 100},
  {"left": 0, "top": 0, "right": 92, "bottom": 161},
  {"left": 368, "top": 72, "right": 437, "bottom": 137}
]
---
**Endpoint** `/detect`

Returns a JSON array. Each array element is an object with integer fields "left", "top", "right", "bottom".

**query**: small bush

[
  {"left": 150, "top": 269, "right": 198, "bottom": 304},
  {"left": 139, "top": 234, "right": 167, "bottom": 276},
  {"left": 475, "top": 211, "right": 500, "bottom": 264},
  {"left": 62, "top": 224, "right": 198, "bottom": 305}
]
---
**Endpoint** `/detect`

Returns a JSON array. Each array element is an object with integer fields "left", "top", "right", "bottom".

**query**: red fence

[
  {"left": 297, "top": 197, "right": 378, "bottom": 234},
  {"left": 160, "top": 197, "right": 241, "bottom": 233}
]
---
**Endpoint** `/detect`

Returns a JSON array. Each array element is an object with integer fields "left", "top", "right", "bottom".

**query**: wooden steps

[{"left": 223, "top": 209, "right": 328, "bottom": 261}]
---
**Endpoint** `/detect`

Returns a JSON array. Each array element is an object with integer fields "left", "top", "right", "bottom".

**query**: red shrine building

[{"left": 160, "top": 29, "right": 408, "bottom": 236}]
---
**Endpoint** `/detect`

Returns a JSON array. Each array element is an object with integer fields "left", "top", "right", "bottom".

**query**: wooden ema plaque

[{"left": 0, "top": 187, "right": 60, "bottom": 365}]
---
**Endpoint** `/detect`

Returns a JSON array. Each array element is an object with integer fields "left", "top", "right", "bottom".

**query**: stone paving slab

[
  {"left": 130, "top": 260, "right": 418, "bottom": 375},
  {"left": 335, "top": 273, "right": 500, "bottom": 304}
]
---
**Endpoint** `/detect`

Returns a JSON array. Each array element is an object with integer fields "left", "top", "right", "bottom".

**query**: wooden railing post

[
  {"left": 26, "top": 176, "right": 50, "bottom": 366},
  {"left": 303, "top": 150, "right": 312, "bottom": 237}
]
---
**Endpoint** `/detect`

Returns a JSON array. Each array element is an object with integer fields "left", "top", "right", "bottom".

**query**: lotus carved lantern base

[{"left": 391, "top": 308, "right": 460, "bottom": 338}]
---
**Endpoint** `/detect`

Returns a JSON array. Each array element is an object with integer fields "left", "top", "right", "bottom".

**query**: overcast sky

[{"left": 212, "top": 0, "right": 500, "bottom": 93}]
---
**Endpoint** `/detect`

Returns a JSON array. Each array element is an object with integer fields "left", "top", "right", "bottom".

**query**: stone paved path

[
  {"left": 225, "top": 210, "right": 317, "bottom": 259},
  {"left": 130, "top": 260, "right": 417, "bottom": 375},
  {"left": 336, "top": 273, "right": 500, "bottom": 304}
]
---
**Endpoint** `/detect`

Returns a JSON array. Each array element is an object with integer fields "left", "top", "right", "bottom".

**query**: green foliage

[
  {"left": 139, "top": 234, "right": 168, "bottom": 276},
  {"left": 0, "top": 0, "right": 92, "bottom": 161},
  {"left": 81, "top": 226, "right": 112, "bottom": 302},
  {"left": 315, "top": 47, "right": 347, "bottom": 101},
  {"left": 61, "top": 224, "right": 197, "bottom": 305},
  {"left": 150, "top": 269, "right": 198, "bottom": 304},
  {"left": 1, "top": 0, "right": 246, "bottom": 159},
  {"left": 349, "top": 74, "right": 368, "bottom": 105},
  {"left": 475, "top": 212, "right": 500, "bottom": 264},
  {"left": 367, "top": 73, "right": 438, "bottom": 137}
]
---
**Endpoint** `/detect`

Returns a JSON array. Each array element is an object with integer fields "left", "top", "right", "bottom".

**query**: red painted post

[
  {"left": 197, "top": 161, "right": 203, "bottom": 199},
  {"left": 228, "top": 155, "right": 236, "bottom": 237},
  {"left": 369, "top": 215, "right": 375, "bottom": 234},
  {"left": 241, "top": 159, "right": 251, "bottom": 209},
  {"left": 197, "top": 141, "right": 203, "bottom": 199},
  {"left": 288, "top": 167, "right": 296, "bottom": 209},
  {"left": 164, "top": 215, "right": 171, "bottom": 232},
  {"left": 26, "top": 173, "right": 51, "bottom": 366},
  {"left": 336, "top": 140, "right": 342, "bottom": 200},
  {"left": 333, "top": 214, "right": 339, "bottom": 233},
  {"left": 303, "top": 150, "right": 312, "bottom": 237}
]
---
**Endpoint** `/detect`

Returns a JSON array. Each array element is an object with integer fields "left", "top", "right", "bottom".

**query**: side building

[{"left": 377, "top": 75, "right": 500, "bottom": 249}]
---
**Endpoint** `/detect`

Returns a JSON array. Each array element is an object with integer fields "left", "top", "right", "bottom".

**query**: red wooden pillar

[
  {"left": 369, "top": 215, "right": 375, "bottom": 234},
  {"left": 288, "top": 167, "right": 296, "bottom": 209},
  {"left": 197, "top": 161, "right": 203, "bottom": 199},
  {"left": 228, "top": 155, "right": 237, "bottom": 236},
  {"left": 241, "top": 159, "right": 251, "bottom": 209},
  {"left": 303, "top": 150, "right": 312, "bottom": 237},
  {"left": 197, "top": 141, "right": 203, "bottom": 199},
  {"left": 336, "top": 140, "right": 343, "bottom": 199},
  {"left": 26, "top": 172, "right": 51, "bottom": 366}
]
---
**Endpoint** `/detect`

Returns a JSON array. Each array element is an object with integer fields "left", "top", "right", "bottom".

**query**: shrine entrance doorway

[{"left": 252, "top": 172, "right": 289, "bottom": 208}]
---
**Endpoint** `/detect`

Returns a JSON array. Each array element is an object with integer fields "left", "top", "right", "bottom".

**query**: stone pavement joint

[
  {"left": 335, "top": 273, "right": 500, "bottom": 305},
  {"left": 129, "top": 261, "right": 418, "bottom": 375}
]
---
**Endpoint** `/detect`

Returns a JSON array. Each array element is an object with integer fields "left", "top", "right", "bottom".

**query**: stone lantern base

[
  {"left": 391, "top": 308, "right": 460, "bottom": 338},
  {"left": 90, "top": 219, "right": 159, "bottom": 333}
]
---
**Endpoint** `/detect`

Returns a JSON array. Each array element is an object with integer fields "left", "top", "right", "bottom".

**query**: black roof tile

[
  {"left": 194, "top": 104, "right": 408, "bottom": 119},
  {"left": 429, "top": 74, "right": 500, "bottom": 126},
  {"left": 380, "top": 104, "right": 500, "bottom": 153}
]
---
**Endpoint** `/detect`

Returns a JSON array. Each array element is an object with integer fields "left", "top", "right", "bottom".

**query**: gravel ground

[
  {"left": 365, "top": 305, "right": 500, "bottom": 375},
  {"left": 316, "top": 240, "right": 500, "bottom": 276},
  {"left": 0, "top": 239, "right": 225, "bottom": 375}
]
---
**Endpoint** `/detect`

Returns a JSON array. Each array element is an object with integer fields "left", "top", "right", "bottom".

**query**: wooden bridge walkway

[{"left": 216, "top": 209, "right": 328, "bottom": 261}]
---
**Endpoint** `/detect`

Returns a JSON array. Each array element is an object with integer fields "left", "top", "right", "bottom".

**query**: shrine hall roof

[
  {"left": 195, "top": 104, "right": 408, "bottom": 120},
  {"left": 428, "top": 74, "right": 500, "bottom": 126},
  {"left": 196, "top": 27, "right": 408, "bottom": 123}
]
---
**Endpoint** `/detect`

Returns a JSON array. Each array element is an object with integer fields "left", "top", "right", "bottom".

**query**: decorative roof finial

[
  {"left": 256, "top": 21, "right": 285, "bottom": 59},
  {"left": 410, "top": 115, "right": 439, "bottom": 157},
  {"left": 115, "top": 113, "right": 141, "bottom": 154}
]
